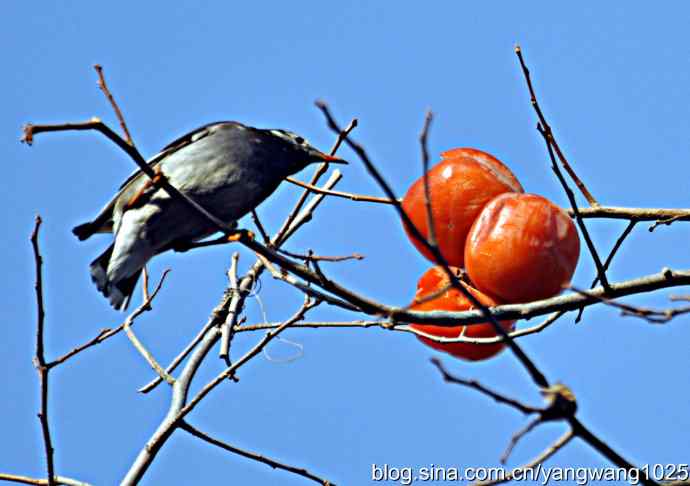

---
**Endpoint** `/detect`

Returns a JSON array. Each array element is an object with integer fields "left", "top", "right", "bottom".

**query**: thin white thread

[{"left": 251, "top": 292, "right": 304, "bottom": 363}]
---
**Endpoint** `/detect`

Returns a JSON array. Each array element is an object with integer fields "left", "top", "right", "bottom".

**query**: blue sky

[{"left": 3, "top": 2, "right": 690, "bottom": 485}]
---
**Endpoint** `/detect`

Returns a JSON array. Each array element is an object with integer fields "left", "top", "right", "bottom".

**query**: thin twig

[
  {"left": 538, "top": 124, "right": 610, "bottom": 291},
  {"left": 178, "top": 421, "right": 334, "bottom": 485},
  {"left": 47, "top": 327, "right": 119, "bottom": 368},
  {"left": 405, "top": 283, "right": 452, "bottom": 309},
  {"left": 48, "top": 280, "right": 175, "bottom": 369},
  {"left": 431, "top": 358, "right": 540, "bottom": 415},
  {"left": 30, "top": 216, "right": 55, "bottom": 486},
  {"left": 473, "top": 430, "right": 573, "bottom": 486},
  {"left": 138, "top": 290, "right": 239, "bottom": 393},
  {"left": 277, "top": 248, "right": 364, "bottom": 263},
  {"left": 279, "top": 171, "right": 345, "bottom": 242},
  {"left": 122, "top": 270, "right": 174, "bottom": 384},
  {"left": 500, "top": 416, "right": 541, "bottom": 464},
  {"left": 569, "top": 417, "right": 659, "bottom": 486},
  {"left": 93, "top": 65, "right": 135, "bottom": 147},
  {"left": 255, "top": 253, "right": 361, "bottom": 311},
  {"left": 137, "top": 318, "right": 218, "bottom": 394},
  {"left": 648, "top": 214, "right": 686, "bottom": 232},
  {"left": 576, "top": 220, "right": 637, "bottom": 322},
  {"left": 515, "top": 45, "right": 598, "bottom": 206},
  {"left": 594, "top": 220, "right": 637, "bottom": 287},
  {"left": 235, "top": 320, "right": 391, "bottom": 332},
  {"left": 419, "top": 110, "right": 437, "bottom": 248},
  {"left": 250, "top": 210, "right": 271, "bottom": 244},
  {"left": 570, "top": 286, "right": 690, "bottom": 324},
  {"left": 284, "top": 177, "right": 395, "bottom": 204},
  {"left": 274, "top": 119, "right": 357, "bottom": 247}
]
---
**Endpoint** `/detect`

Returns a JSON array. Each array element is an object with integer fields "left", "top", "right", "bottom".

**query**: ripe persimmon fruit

[
  {"left": 465, "top": 193, "right": 580, "bottom": 303},
  {"left": 402, "top": 148, "right": 523, "bottom": 267},
  {"left": 409, "top": 266, "right": 514, "bottom": 361}
]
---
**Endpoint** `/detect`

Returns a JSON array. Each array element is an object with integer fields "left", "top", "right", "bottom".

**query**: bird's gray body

[{"left": 76, "top": 121, "right": 340, "bottom": 310}]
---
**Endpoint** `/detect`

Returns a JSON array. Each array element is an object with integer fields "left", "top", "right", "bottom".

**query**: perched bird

[{"left": 73, "top": 121, "right": 345, "bottom": 310}]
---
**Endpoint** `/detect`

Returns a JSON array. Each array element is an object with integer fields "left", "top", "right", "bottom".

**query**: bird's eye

[{"left": 294, "top": 136, "right": 305, "bottom": 145}]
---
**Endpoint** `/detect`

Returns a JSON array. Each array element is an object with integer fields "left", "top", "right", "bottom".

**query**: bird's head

[{"left": 262, "top": 128, "right": 347, "bottom": 173}]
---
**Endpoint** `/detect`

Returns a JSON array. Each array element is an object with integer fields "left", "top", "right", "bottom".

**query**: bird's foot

[{"left": 226, "top": 229, "right": 255, "bottom": 242}]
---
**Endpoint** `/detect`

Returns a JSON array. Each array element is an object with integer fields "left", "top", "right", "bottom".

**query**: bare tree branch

[
  {"left": 46, "top": 327, "right": 120, "bottom": 368},
  {"left": 500, "top": 416, "right": 542, "bottom": 464},
  {"left": 250, "top": 210, "right": 271, "bottom": 244},
  {"left": 431, "top": 358, "right": 540, "bottom": 415},
  {"left": 576, "top": 220, "right": 637, "bottom": 322},
  {"left": 137, "top": 316, "right": 219, "bottom": 394},
  {"left": 255, "top": 253, "right": 361, "bottom": 311},
  {"left": 574, "top": 206, "right": 690, "bottom": 222},
  {"left": 0, "top": 473, "right": 92, "bottom": 486},
  {"left": 570, "top": 286, "right": 690, "bottom": 324},
  {"left": 382, "top": 267, "right": 690, "bottom": 327},
  {"left": 30, "top": 216, "right": 55, "bottom": 486},
  {"left": 285, "top": 177, "right": 395, "bottom": 204},
  {"left": 569, "top": 417, "right": 659, "bottom": 486},
  {"left": 122, "top": 270, "right": 174, "bottom": 384},
  {"left": 235, "top": 320, "right": 391, "bottom": 332},
  {"left": 473, "top": 430, "right": 574, "bottom": 486},
  {"left": 515, "top": 45, "right": 598, "bottom": 206},
  {"left": 419, "top": 109, "right": 437, "bottom": 248},
  {"left": 277, "top": 248, "right": 364, "bottom": 263},
  {"left": 219, "top": 252, "right": 241, "bottom": 364},
  {"left": 93, "top": 65, "right": 135, "bottom": 147},
  {"left": 178, "top": 421, "right": 334, "bottom": 485}
]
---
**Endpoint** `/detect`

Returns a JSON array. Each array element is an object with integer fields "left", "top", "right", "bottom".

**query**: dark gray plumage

[{"left": 74, "top": 121, "right": 345, "bottom": 310}]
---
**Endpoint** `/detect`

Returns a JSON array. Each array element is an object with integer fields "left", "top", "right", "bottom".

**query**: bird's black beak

[{"left": 317, "top": 152, "right": 348, "bottom": 164}]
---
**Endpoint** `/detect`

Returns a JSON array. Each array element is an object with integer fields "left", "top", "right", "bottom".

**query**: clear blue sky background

[{"left": 3, "top": 2, "right": 689, "bottom": 485}]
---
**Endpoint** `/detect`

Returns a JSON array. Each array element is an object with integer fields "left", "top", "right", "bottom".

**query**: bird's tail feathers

[
  {"left": 89, "top": 244, "right": 140, "bottom": 311},
  {"left": 73, "top": 222, "right": 98, "bottom": 241}
]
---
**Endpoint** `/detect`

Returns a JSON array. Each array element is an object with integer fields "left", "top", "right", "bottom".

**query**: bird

[{"left": 73, "top": 121, "right": 346, "bottom": 310}]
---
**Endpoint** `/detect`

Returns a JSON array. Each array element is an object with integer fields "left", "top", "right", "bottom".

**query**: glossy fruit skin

[
  {"left": 465, "top": 193, "right": 580, "bottom": 304},
  {"left": 402, "top": 148, "right": 523, "bottom": 267},
  {"left": 409, "top": 266, "right": 515, "bottom": 361}
]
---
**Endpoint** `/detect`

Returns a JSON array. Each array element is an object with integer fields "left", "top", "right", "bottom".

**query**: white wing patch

[{"left": 269, "top": 129, "right": 309, "bottom": 147}]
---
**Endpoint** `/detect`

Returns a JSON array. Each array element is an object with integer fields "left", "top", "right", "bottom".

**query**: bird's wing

[
  {"left": 73, "top": 122, "right": 228, "bottom": 240},
  {"left": 117, "top": 121, "right": 226, "bottom": 190}
]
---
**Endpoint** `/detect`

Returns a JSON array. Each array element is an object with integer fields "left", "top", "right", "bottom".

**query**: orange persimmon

[
  {"left": 465, "top": 193, "right": 580, "bottom": 303},
  {"left": 402, "top": 148, "right": 523, "bottom": 267},
  {"left": 409, "top": 266, "right": 514, "bottom": 361}
]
